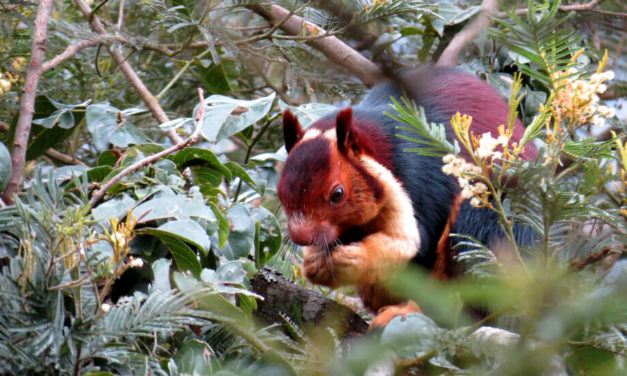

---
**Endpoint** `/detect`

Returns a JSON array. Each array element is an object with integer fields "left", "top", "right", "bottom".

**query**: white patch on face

[
  {"left": 302, "top": 128, "right": 322, "bottom": 141},
  {"left": 302, "top": 127, "right": 337, "bottom": 142}
]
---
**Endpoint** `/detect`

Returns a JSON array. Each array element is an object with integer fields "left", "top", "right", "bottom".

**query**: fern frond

[
  {"left": 387, "top": 97, "right": 459, "bottom": 157},
  {"left": 491, "top": 0, "right": 582, "bottom": 91},
  {"left": 358, "top": 0, "right": 437, "bottom": 23}
]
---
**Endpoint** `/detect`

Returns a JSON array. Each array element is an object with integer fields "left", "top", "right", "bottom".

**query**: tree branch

[
  {"left": 1, "top": 0, "right": 53, "bottom": 204},
  {"left": 42, "top": 35, "right": 125, "bottom": 73},
  {"left": 437, "top": 0, "right": 499, "bottom": 67},
  {"left": 44, "top": 148, "right": 87, "bottom": 166},
  {"left": 499, "top": 0, "right": 607, "bottom": 17},
  {"left": 246, "top": 3, "right": 385, "bottom": 88},
  {"left": 251, "top": 268, "right": 369, "bottom": 337},
  {"left": 73, "top": 0, "right": 183, "bottom": 145}
]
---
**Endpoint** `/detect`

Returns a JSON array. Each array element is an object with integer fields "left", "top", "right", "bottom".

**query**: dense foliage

[{"left": 0, "top": 1, "right": 625, "bottom": 375}]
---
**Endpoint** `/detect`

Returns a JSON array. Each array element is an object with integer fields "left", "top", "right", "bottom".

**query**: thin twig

[
  {"left": 44, "top": 148, "right": 87, "bottom": 166},
  {"left": 42, "top": 35, "right": 124, "bottom": 72},
  {"left": 74, "top": 0, "right": 183, "bottom": 145},
  {"left": 156, "top": 49, "right": 210, "bottom": 100},
  {"left": 116, "top": 0, "right": 125, "bottom": 30},
  {"left": 498, "top": 0, "right": 606, "bottom": 17},
  {"left": 89, "top": 88, "right": 205, "bottom": 207},
  {"left": 1, "top": 0, "right": 54, "bottom": 204}
]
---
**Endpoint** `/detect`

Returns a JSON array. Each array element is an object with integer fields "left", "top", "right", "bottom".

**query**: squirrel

[{"left": 277, "top": 66, "right": 538, "bottom": 326}]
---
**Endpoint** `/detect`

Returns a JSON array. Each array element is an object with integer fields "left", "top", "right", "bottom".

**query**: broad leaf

[
  {"left": 223, "top": 204, "right": 255, "bottom": 260},
  {"left": 133, "top": 195, "right": 217, "bottom": 225},
  {"left": 137, "top": 219, "right": 211, "bottom": 256},
  {"left": 0, "top": 142, "right": 11, "bottom": 191},
  {"left": 86, "top": 104, "right": 148, "bottom": 152}
]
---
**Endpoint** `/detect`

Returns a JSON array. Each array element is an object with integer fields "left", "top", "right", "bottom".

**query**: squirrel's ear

[
  {"left": 336, "top": 107, "right": 361, "bottom": 157},
  {"left": 283, "top": 110, "right": 304, "bottom": 153}
]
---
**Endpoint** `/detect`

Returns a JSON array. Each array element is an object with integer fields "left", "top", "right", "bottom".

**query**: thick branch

[
  {"left": 73, "top": 0, "right": 183, "bottom": 145},
  {"left": 251, "top": 268, "right": 369, "bottom": 337},
  {"left": 437, "top": 0, "right": 498, "bottom": 67},
  {"left": 246, "top": 4, "right": 385, "bottom": 88},
  {"left": 1, "top": 0, "right": 53, "bottom": 204}
]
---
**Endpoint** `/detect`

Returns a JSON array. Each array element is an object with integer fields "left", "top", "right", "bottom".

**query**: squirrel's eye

[{"left": 330, "top": 186, "right": 344, "bottom": 204}]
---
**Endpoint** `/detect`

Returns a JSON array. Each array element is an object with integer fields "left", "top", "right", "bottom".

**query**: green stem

[{"left": 156, "top": 49, "right": 211, "bottom": 100}]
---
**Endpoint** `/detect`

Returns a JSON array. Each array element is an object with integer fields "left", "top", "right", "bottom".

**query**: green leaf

[
  {"left": 381, "top": 313, "right": 439, "bottom": 360},
  {"left": 8, "top": 96, "right": 85, "bottom": 160},
  {"left": 32, "top": 109, "right": 75, "bottom": 129},
  {"left": 250, "top": 206, "right": 282, "bottom": 267},
  {"left": 152, "top": 258, "right": 172, "bottom": 292},
  {"left": 217, "top": 92, "right": 275, "bottom": 140},
  {"left": 429, "top": 1, "right": 478, "bottom": 36},
  {"left": 491, "top": 0, "right": 581, "bottom": 90},
  {"left": 197, "top": 92, "right": 276, "bottom": 142},
  {"left": 224, "top": 204, "right": 255, "bottom": 260},
  {"left": 400, "top": 25, "right": 422, "bottom": 36},
  {"left": 172, "top": 340, "right": 213, "bottom": 376},
  {"left": 85, "top": 104, "right": 148, "bottom": 152},
  {"left": 201, "top": 260, "right": 247, "bottom": 285},
  {"left": 200, "top": 60, "right": 240, "bottom": 95},
  {"left": 225, "top": 161, "right": 261, "bottom": 193},
  {"left": 172, "top": 147, "right": 232, "bottom": 182},
  {"left": 156, "top": 233, "right": 202, "bottom": 276},
  {"left": 92, "top": 194, "right": 137, "bottom": 222},
  {"left": 567, "top": 346, "right": 619, "bottom": 376},
  {"left": 486, "top": 72, "right": 515, "bottom": 100},
  {"left": 387, "top": 98, "right": 459, "bottom": 157},
  {"left": 210, "top": 202, "right": 230, "bottom": 249},
  {"left": 97, "top": 151, "right": 119, "bottom": 167},
  {"left": 87, "top": 166, "right": 113, "bottom": 183},
  {"left": 173, "top": 272, "right": 249, "bottom": 321},
  {"left": 137, "top": 219, "right": 211, "bottom": 256},
  {"left": 133, "top": 195, "right": 217, "bottom": 225},
  {"left": 0, "top": 141, "right": 11, "bottom": 192}
]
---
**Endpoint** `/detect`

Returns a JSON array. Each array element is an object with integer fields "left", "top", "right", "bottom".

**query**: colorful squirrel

[{"left": 277, "top": 67, "right": 537, "bottom": 325}]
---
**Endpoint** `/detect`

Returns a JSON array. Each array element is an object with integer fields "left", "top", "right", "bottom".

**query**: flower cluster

[
  {"left": 442, "top": 154, "right": 488, "bottom": 207},
  {"left": 551, "top": 68, "right": 616, "bottom": 128},
  {"left": 475, "top": 132, "right": 509, "bottom": 160}
]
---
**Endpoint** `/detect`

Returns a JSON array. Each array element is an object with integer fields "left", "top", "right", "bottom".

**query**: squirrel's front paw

[
  {"left": 302, "top": 247, "right": 337, "bottom": 287},
  {"left": 302, "top": 244, "right": 366, "bottom": 287},
  {"left": 329, "top": 244, "right": 366, "bottom": 285}
]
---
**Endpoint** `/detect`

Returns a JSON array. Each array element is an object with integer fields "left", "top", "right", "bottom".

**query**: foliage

[{"left": 0, "top": 0, "right": 625, "bottom": 375}]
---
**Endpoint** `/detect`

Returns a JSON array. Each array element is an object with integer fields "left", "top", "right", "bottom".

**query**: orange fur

[
  {"left": 301, "top": 155, "right": 420, "bottom": 312},
  {"left": 433, "top": 193, "right": 464, "bottom": 280},
  {"left": 368, "top": 300, "right": 422, "bottom": 331}
]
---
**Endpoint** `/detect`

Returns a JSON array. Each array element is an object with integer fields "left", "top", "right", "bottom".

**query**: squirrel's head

[{"left": 277, "top": 108, "right": 388, "bottom": 247}]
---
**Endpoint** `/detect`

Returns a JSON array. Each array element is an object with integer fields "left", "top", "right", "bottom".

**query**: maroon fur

[
  {"left": 402, "top": 69, "right": 538, "bottom": 162},
  {"left": 283, "top": 109, "right": 304, "bottom": 152}
]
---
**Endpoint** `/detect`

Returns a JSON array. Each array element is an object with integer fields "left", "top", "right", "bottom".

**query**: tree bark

[
  {"left": 246, "top": 4, "right": 385, "bottom": 88},
  {"left": 1, "top": 0, "right": 54, "bottom": 204},
  {"left": 251, "top": 268, "right": 369, "bottom": 337}
]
